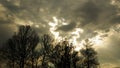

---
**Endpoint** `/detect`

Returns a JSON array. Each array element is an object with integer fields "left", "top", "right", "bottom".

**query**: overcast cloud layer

[{"left": 0, "top": 0, "right": 120, "bottom": 67}]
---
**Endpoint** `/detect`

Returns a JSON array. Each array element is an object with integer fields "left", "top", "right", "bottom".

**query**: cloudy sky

[{"left": 0, "top": 0, "right": 120, "bottom": 67}]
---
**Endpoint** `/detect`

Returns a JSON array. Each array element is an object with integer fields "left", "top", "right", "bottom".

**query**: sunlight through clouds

[
  {"left": 49, "top": 16, "right": 62, "bottom": 41},
  {"left": 90, "top": 35, "right": 103, "bottom": 47},
  {"left": 49, "top": 16, "right": 83, "bottom": 51},
  {"left": 48, "top": 16, "right": 85, "bottom": 51},
  {"left": 69, "top": 28, "right": 84, "bottom": 51}
]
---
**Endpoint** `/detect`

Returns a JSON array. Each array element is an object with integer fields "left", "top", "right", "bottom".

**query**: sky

[{"left": 0, "top": 0, "right": 120, "bottom": 68}]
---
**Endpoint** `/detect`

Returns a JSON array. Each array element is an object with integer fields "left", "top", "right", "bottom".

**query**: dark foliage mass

[{"left": 0, "top": 25, "right": 99, "bottom": 68}]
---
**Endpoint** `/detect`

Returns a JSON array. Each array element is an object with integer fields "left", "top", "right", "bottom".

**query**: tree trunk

[
  {"left": 12, "top": 60, "right": 15, "bottom": 68},
  {"left": 32, "top": 57, "right": 34, "bottom": 68},
  {"left": 20, "top": 58, "right": 25, "bottom": 68},
  {"left": 41, "top": 55, "right": 45, "bottom": 67},
  {"left": 73, "top": 62, "right": 76, "bottom": 68},
  {"left": 35, "top": 61, "right": 37, "bottom": 68},
  {"left": 87, "top": 56, "right": 90, "bottom": 68}
]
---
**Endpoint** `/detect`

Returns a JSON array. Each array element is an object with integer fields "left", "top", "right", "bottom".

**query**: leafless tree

[
  {"left": 40, "top": 34, "right": 54, "bottom": 68},
  {"left": 48, "top": 39, "right": 80, "bottom": 68},
  {"left": 6, "top": 25, "right": 39, "bottom": 68},
  {"left": 80, "top": 39, "right": 99, "bottom": 68}
]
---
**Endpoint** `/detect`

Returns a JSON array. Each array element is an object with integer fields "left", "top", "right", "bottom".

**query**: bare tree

[
  {"left": 48, "top": 39, "right": 80, "bottom": 68},
  {"left": 80, "top": 39, "right": 99, "bottom": 68},
  {"left": 6, "top": 25, "right": 39, "bottom": 68},
  {"left": 40, "top": 34, "right": 54, "bottom": 67}
]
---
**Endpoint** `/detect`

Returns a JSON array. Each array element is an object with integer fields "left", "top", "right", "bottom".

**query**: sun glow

[
  {"left": 74, "top": 41, "right": 84, "bottom": 51},
  {"left": 90, "top": 35, "right": 103, "bottom": 47},
  {"left": 69, "top": 28, "right": 84, "bottom": 51},
  {"left": 70, "top": 28, "right": 83, "bottom": 45},
  {"left": 49, "top": 16, "right": 62, "bottom": 41}
]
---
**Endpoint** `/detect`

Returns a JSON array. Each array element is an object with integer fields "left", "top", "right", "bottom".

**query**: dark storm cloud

[
  {"left": 75, "top": 0, "right": 119, "bottom": 30},
  {"left": 0, "top": 1, "right": 49, "bottom": 47},
  {"left": 0, "top": 0, "right": 20, "bottom": 13},
  {"left": 75, "top": 0, "right": 101, "bottom": 24},
  {"left": 0, "top": 0, "right": 118, "bottom": 32},
  {"left": 111, "top": 15, "right": 120, "bottom": 23},
  {"left": 0, "top": 0, "right": 119, "bottom": 44},
  {"left": 0, "top": 0, "right": 44, "bottom": 24},
  {"left": 0, "top": 0, "right": 119, "bottom": 40},
  {"left": 38, "top": 0, "right": 119, "bottom": 34},
  {"left": 57, "top": 22, "right": 76, "bottom": 32}
]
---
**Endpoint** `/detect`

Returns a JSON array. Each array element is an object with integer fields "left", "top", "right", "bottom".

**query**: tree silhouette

[
  {"left": 6, "top": 25, "right": 39, "bottom": 68},
  {"left": 80, "top": 39, "right": 99, "bottom": 68},
  {"left": 4, "top": 29, "right": 100, "bottom": 68},
  {"left": 36, "top": 35, "right": 81, "bottom": 68},
  {"left": 32, "top": 51, "right": 41, "bottom": 68},
  {"left": 48, "top": 39, "right": 80, "bottom": 68},
  {"left": 40, "top": 34, "right": 54, "bottom": 68}
]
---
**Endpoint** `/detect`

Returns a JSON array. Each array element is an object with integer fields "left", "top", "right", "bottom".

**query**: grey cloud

[
  {"left": 79, "top": 29, "right": 98, "bottom": 41},
  {"left": 0, "top": 0, "right": 22, "bottom": 13},
  {"left": 0, "top": 0, "right": 51, "bottom": 37},
  {"left": 111, "top": 15, "right": 120, "bottom": 23},
  {"left": 0, "top": 19, "right": 12, "bottom": 24},
  {"left": 0, "top": 0, "right": 119, "bottom": 43},
  {"left": 52, "top": 0, "right": 120, "bottom": 37},
  {"left": 0, "top": 0, "right": 119, "bottom": 29},
  {"left": 114, "top": 27, "right": 120, "bottom": 33},
  {"left": 100, "top": 34, "right": 108, "bottom": 38},
  {"left": 0, "top": 24, "right": 17, "bottom": 47},
  {"left": 75, "top": 0, "right": 101, "bottom": 25},
  {"left": 57, "top": 22, "right": 76, "bottom": 32},
  {"left": 74, "top": 0, "right": 119, "bottom": 31}
]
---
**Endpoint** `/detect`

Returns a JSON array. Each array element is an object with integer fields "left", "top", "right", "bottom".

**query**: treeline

[{"left": 0, "top": 25, "right": 99, "bottom": 68}]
